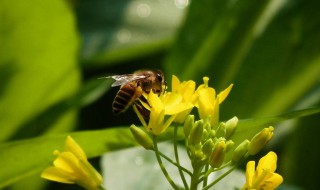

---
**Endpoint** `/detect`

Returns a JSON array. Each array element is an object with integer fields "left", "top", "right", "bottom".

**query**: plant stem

[
  {"left": 158, "top": 151, "right": 192, "bottom": 176},
  {"left": 202, "top": 164, "right": 209, "bottom": 188},
  {"left": 174, "top": 124, "right": 190, "bottom": 190},
  {"left": 190, "top": 165, "right": 203, "bottom": 190},
  {"left": 202, "top": 163, "right": 238, "bottom": 190},
  {"left": 153, "top": 135, "right": 180, "bottom": 190}
]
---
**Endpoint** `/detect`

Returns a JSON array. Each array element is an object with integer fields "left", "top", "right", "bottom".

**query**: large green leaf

[
  {"left": 0, "top": 0, "right": 80, "bottom": 142},
  {"left": 0, "top": 127, "right": 182, "bottom": 188},
  {"left": 8, "top": 78, "right": 111, "bottom": 140},
  {"left": 76, "top": 0, "right": 187, "bottom": 68}
]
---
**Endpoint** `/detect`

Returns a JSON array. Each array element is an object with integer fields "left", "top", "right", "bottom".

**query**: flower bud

[
  {"left": 130, "top": 125, "right": 154, "bottom": 150},
  {"left": 225, "top": 140, "right": 234, "bottom": 152},
  {"left": 202, "top": 129, "right": 209, "bottom": 140},
  {"left": 209, "top": 140, "right": 226, "bottom": 168},
  {"left": 189, "top": 120, "right": 204, "bottom": 145},
  {"left": 184, "top": 115, "right": 195, "bottom": 137},
  {"left": 232, "top": 139, "right": 250, "bottom": 163},
  {"left": 203, "top": 117, "right": 212, "bottom": 131},
  {"left": 209, "top": 130, "right": 216, "bottom": 138},
  {"left": 248, "top": 126, "right": 274, "bottom": 155},
  {"left": 225, "top": 116, "right": 238, "bottom": 139},
  {"left": 202, "top": 139, "right": 214, "bottom": 157},
  {"left": 216, "top": 122, "right": 226, "bottom": 138}
]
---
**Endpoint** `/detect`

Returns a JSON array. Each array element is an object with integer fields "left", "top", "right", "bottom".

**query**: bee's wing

[{"left": 101, "top": 74, "right": 147, "bottom": 87}]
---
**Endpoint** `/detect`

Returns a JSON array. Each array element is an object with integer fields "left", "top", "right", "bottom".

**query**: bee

[{"left": 103, "top": 70, "right": 166, "bottom": 115}]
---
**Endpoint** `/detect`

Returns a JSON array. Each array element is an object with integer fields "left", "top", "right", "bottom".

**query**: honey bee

[{"left": 103, "top": 70, "right": 166, "bottom": 115}]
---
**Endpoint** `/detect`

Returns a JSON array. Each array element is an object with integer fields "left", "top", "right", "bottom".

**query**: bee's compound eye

[{"left": 156, "top": 73, "right": 163, "bottom": 82}]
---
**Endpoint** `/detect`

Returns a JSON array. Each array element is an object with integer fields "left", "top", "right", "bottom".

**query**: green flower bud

[
  {"left": 202, "top": 129, "right": 209, "bottom": 140},
  {"left": 203, "top": 117, "right": 212, "bottom": 131},
  {"left": 225, "top": 116, "right": 238, "bottom": 139},
  {"left": 225, "top": 140, "right": 234, "bottom": 152},
  {"left": 209, "top": 130, "right": 216, "bottom": 138},
  {"left": 189, "top": 120, "right": 204, "bottom": 145},
  {"left": 209, "top": 140, "right": 226, "bottom": 168},
  {"left": 184, "top": 115, "right": 195, "bottom": 137},
  {"left": 248, "top": 126, "right": 274, "bottom": 155},
  {"left": 130, "top": 125, "right": 154, "bottom": 150},
  {"left": 232, "top": 139, "right": 250, "bottom": 163},
  {"left": 216, "top": 122, "right": 226, "bottom": 138},
  {"left": 202, "top": 139, "right": 214, "bottom": 157}
]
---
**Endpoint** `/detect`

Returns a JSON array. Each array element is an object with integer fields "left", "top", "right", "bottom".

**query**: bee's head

[{"left": 153, "top": 70, "right": 166, "bottom": 93}]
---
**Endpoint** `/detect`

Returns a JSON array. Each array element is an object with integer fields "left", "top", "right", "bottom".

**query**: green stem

[
  {"left": 198, "top": 161, "right": 232, "bottom": 185},
  {"left": 202, "top": 164, "right": 209, "bottom": 188},
  {"left": 202, "top": 163, "right": 239, "bottom": 190},
  {"left": 190, "top": 165, "right": 203, "bottom": 190},
  {"left": 212, "top": 161, "right": 232, "bottom": 172},
  {"left": 153, "top": 135, "right": 180, "bottom": 190},
  {"left": 174, "top": 124, "right": 190, "bottom": 190},
  {"left": 158, "top": 151, "right": 192, "bottom": 176}
]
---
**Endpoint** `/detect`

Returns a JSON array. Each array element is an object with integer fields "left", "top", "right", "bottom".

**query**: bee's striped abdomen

[{"left": 112, "top": 83, "right": 137, "bottom": 114}]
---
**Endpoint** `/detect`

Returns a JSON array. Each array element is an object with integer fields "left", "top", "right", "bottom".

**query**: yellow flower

[
  {"left": 41, "top": 136, "right": 103, "bottom": 190},
  {"left": 134, "top": 91, "right": 193, "bottom": 135},
  {"left": 196, "top": 76, "right": 233, "bottom": 127},
  {"left": 242, "top": 151, "right": 283, "bottom": 190},
  {"left": 171, "top": 75, "right": 197, "bottom": 123}
]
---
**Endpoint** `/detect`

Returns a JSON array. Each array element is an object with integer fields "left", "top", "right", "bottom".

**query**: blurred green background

[{"left": 0, "top": 0, "right": 319, "bottom": 189}]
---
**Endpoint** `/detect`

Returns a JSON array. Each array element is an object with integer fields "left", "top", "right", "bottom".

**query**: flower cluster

[
  {"left": 41, "top": 74, "right": 283, "bottom": 190},
  {"left": 130, "top": 75, "right": 282, "bottom": 190},
  {"left": 133, "top": 75, "right": 233, "bottom": 136}
]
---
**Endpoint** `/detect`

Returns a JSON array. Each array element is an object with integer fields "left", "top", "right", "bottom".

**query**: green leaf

[
  {"left": 8, "top": 78, "right": 111, "bottom": 140},
  {"left": 76, "top": 0, "right": 187, "bottom": 68},
  {"left": 0, "top": 127, "right": 182, "bottom": 188},
  {"left": 0, "top": 0, "right": 80, "bottom": 142}
]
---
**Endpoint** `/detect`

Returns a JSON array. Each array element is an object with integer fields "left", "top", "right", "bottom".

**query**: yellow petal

[
  {"left": 41, "top": 166, "right": 75, "bottom": 184},
  {"left": 180, "top": 81, "right": 196, "bottom": 101},
  {"left": 245, "top": 161, "right": 255, "bottom": 188},
  {"left": 149, "top": 109, "right": 165, "bottom": 135},
  {"left": 211, "top": 97, "right": 219, "bottom": 127},
  {"left": 263, "top": 173, "right": 283, "bottom": 189},
  {"left": 64, "top": 136, "right": 87, "bottom": 161},
  {"left": 53, "top": 152, "right": 80, "bottom": 174},
  {"left": 160, "top": 115, "right": 177, "bottom": 135},
  {"left": 148, "top": 91, "right": 164, "bottom": 113},
  {"left": 165, "top": 102, "right": 193, "bottom": 115},
  {"left": 171, "top": 75, "right": 180, "bottom": 92},
  {"left": 197, "top": 88, "right": 216, "bottom": 119},
  {"left": 162, "top": 92, "right": 182, "bottom": 108},
  {"left": 174, "top": 108, "right": 193, "bottom": 123},
  {"left": 257, "top": 151, "right": 277, "bottom": 173},
  {"left": 217, "top": 84, "right": 233, "bottom": 104}
]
